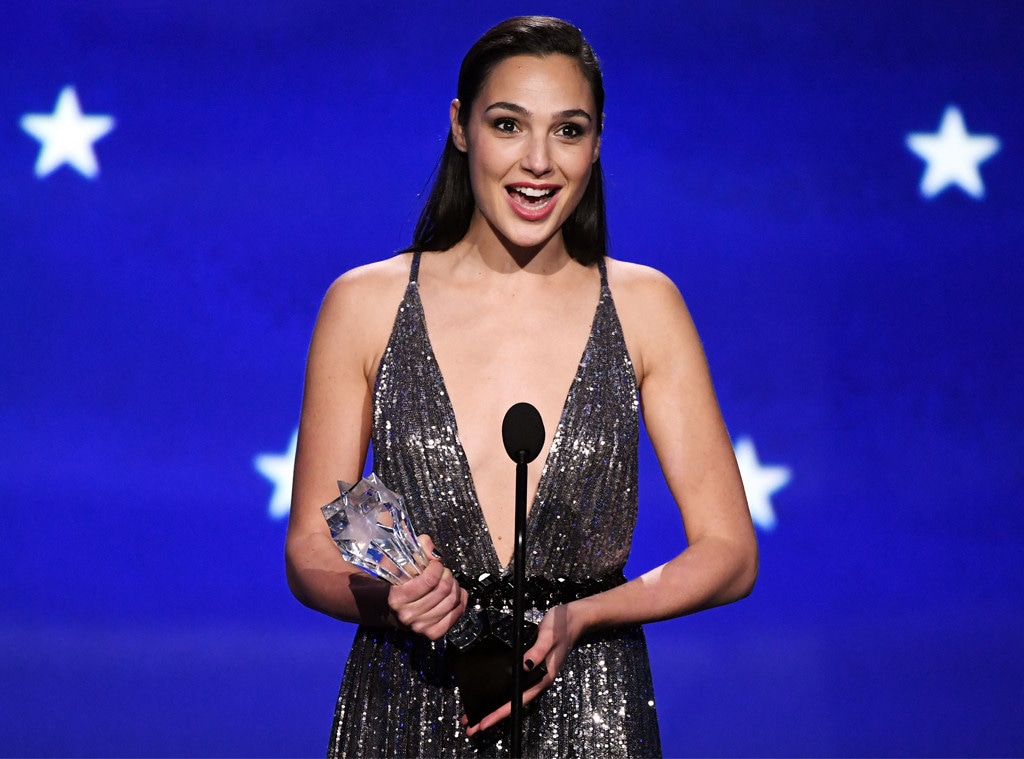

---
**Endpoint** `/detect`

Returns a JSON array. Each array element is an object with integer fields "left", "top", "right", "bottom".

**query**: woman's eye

[
  {"left": 493, "top": 118, "right": 518, "bottom": 134},
  {"left": 556, "top": 123, "right": 585, "bottom": 139}
]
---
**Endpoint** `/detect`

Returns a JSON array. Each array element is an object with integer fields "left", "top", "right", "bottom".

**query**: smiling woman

[{"left": 285, "top": 15, "right": 757, "bottom": 758}]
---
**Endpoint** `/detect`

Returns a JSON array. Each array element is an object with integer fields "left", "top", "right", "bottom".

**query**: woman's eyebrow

[
  {"left": 484, "top": 101, "right": 593, "bottom": 122},
  {"left": 484, "top": 100, "right": 528, "bottom": 115},
  {"left": 558, "top": 108, "right": 593, "bottom": 122}
]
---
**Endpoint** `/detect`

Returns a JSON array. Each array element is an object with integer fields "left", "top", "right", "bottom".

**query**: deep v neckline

[{"left": 410, "top": 275, "right": 604, "bottom": 575}]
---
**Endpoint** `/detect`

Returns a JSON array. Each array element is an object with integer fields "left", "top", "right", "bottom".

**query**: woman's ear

[{"left": 450, "top": 99, "right": 468, "bottom": 152}]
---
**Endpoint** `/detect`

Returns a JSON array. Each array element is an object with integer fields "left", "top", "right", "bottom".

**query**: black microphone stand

[
  {"left": 502, "top": 403, "right": 544, "bottom": 759},
  {"left": 510, "top": 447, "right": 528, "bottom": 759}
]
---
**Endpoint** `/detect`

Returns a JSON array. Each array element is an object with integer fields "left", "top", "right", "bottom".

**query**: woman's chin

[{"left": 472, "top": 214, "right": 563, "bottom": 255}]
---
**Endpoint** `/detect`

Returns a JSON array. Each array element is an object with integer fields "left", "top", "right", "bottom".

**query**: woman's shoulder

[
  {"left": 604, "top": 258, "right": 697, "bottom": 382},
  {"left": 325, "top": 252, "right": 414, "bottom": 300},
  {"left": 313, "top": 252, "right": 414, "bottom": 346},
  {"left": 604, "top": 257, "right": 686, "bottom": 311}
]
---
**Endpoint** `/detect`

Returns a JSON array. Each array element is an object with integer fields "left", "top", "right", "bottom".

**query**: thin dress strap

[
  {"left": 409, "top": 250, "right": 421, "bottom": 284},
  {"left": 597, "top": 257, "right": 608, "bottom": 288}
]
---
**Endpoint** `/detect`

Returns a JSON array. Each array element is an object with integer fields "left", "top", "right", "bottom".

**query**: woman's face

[{"left": 451, "top": 54, "right": 601, "bottom": 253}]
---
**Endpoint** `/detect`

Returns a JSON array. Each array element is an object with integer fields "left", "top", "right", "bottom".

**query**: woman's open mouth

[{"left": 506, "top": 184, "right": 560, "bottom": 220}]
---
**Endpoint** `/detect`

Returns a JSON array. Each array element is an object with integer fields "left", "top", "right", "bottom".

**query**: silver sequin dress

[{"left": 327, "top": 252, "right": 662, "bottom": 758}]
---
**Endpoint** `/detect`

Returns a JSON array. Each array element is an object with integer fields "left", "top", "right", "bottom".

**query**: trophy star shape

[{"left": 321, "top": 473, "right": 429, "bottom": 585}]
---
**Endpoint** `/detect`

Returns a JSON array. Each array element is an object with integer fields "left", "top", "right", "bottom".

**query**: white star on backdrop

[
  {"left": 906, "top": 105, "right": 1000, "bottom": 199},
  {"left": 20, "top": 85, "right": 115, "bottom": 179},
  {"left": 734, "top": 437, "right": 790, "bottom": 531},
  {"left": 255, "top": 429, "right": 297, "bottom": 519}
]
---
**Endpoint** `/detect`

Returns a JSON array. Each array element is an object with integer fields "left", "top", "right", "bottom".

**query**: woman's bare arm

[
  {"left": 284, "top": 256, "right": 466, "bottom": 634},
  {"left": 573, "top": 260, "right": 758, "bottom": 630}
]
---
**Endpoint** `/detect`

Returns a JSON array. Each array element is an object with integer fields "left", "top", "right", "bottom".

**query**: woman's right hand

[{"left": 387, "top": 534, "right": 467, "bottom": 640}]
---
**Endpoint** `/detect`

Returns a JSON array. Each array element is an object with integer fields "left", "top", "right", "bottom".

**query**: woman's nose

[{"left": 520, "top": 134, "right": 553, "bottom": 176}]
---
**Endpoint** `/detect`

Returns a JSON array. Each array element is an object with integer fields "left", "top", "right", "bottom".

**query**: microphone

[{"left": 502, "top": 402, "right": 545, "bottom": 463}]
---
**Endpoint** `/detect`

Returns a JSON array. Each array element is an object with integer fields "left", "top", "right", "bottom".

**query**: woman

[{"left": 286, "top": 16, "right": 757, "bottom": 758}]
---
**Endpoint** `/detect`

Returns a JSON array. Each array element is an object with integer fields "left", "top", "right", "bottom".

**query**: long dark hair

[{"left": 407, "top": 16, "right": 607, "bottom": 264}]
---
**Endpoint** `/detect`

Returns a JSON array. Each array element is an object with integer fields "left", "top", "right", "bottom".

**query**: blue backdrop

[{"left": 2, "top": 2, "right": 1022, "bottom": 756}]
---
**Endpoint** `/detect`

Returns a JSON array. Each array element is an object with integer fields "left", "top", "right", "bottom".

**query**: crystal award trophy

[{"left": 320, "top": 473, "right": 429, "bottom": 584}]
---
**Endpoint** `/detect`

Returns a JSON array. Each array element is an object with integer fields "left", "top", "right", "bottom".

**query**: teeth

[{"left": 514, "top": 186, "right": 553, "bottom": 198}]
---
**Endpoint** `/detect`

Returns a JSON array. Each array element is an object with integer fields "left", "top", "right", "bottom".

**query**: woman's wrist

[{"left": 567, "top": 594, "right": 602, "bottom": 638}]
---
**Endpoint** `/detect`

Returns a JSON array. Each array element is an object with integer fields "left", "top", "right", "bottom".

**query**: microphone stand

[
  {"left": 501, "top": 402, "right": 544, "bottom": 759},
  {"left": 510, "top": 448, "right": 528, "bottom": 759}
]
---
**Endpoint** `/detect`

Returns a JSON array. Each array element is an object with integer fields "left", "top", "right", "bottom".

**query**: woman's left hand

[{"left": 462, "top": 602, "right": 586, "bottom": 736}]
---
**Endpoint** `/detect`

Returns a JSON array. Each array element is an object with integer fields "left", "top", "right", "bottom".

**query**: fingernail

[
  {"left": 538, "top": 663, "right": 548, "bottom": 675},
  {"left": 525, "top": 659, "right": 535, "bottom": 671},
  {"left": 431, "top": 549, "right": 443, "bottom": 560}
]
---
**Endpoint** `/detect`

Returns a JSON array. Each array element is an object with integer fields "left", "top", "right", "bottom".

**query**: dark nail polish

[
  {"left": 431, "top": 549, "right": 443, "bottom": 560},
  {"left": 525, "top": 659, "right": 535, "bottom": 671},
  {"left": 538, "top": 663, "right": 548, "bottom": 675}
]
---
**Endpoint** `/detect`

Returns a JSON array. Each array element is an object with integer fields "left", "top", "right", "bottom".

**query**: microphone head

[{"left": 502, "top": 402, "right": 545, "bottom": 463}]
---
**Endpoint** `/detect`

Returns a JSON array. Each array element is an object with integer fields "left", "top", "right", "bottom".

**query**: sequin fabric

[{"left": 327, "top": 252, "right": 662, "bottom": 758}]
